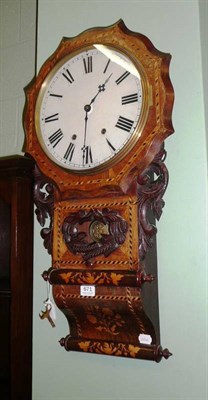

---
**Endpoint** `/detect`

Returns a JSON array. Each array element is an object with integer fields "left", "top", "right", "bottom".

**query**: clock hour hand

[{"left": 89, "top": 73, "right": 113, "bottom": 106}]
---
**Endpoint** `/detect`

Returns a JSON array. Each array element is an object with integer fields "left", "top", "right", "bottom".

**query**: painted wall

[
  {"left": 0, "top": 0, "right": 36, "bottom": 156},
  {"left": 199, "top": 0, "right": 208, "bottom": 151}
]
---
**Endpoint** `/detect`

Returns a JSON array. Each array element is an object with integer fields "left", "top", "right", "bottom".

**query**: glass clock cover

[{"left": 35, "top": 45, "right": 147, "bottom": 172}]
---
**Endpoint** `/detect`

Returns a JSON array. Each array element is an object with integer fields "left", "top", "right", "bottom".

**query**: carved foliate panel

[{"left": 52, "top": 195, "right": 139, "bottom": 270}]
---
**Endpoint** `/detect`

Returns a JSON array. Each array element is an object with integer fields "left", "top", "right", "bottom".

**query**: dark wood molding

[
  {"left": 138, "top": 144, "right": 168, "bottom": 260},
  {"left": 0, "top": 155, "right": 34, "bottom": 400}
]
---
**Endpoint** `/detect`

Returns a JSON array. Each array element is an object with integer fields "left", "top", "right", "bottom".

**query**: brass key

[{"left": 39, "top": 304, "right": 55, "bottom": 327}]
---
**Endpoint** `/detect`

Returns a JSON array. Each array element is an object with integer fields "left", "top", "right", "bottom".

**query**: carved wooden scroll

[
  {"left": 62, "top": 208, "right": 128, "bottom": 265},
  {"left": 138, "top": 144, "right": 168, "bottom": 260},
  {"left": 33, "top": 165, "right": 55, "bottom": 254}
]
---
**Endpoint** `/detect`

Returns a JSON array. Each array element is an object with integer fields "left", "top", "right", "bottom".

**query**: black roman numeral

[
  {"left": 116, "top": 116, "right": 134, "bottom": 132},
  {"left": 44, "top": 113, "right": 59, "bottom": 123},
  {"left": 62, "top": 69, "right": 74, "bottom": 84},
  {"left": 48, "top": 129, "right": 63, "bottom": 147},
  {"left": 115, "top": 71, "right": 130, "bottom": 85},
  {"left": 83, "top": 146, "right": 93, "bottom": 164},
  {"left": 64, "top": 142, "right": 75, "bottom": 162},
  {"left": 106, "top": 138, "right": 116, "bottom": 152},
  {"left": 122, "top": 93, "right": 138, "bottom": 105},
  {"left": 103, "top": 59, "right": 111, "bottom": 74},
  {"left": 49, "top": 93, "right": 63, "bottom": 98},
  {"left": 83, "top": 56, "right": 93, "bottom": 74}
]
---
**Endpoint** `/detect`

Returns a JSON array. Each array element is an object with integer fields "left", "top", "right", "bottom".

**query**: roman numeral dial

[
  {"left": 62, "top": 69, "right": 74, "bottom": 84},
  {"left": 106, "top": 138, "right": 116, "bottom": 152},
  {"left": 122, "top": 93, "right": 138, "bottom": 105},
  {"left": 116, "top": 116, "right": 134, "bottom": 132},
  {"left": 48, "top": 129, "right": 63, "bottom": 147},
  {"left": 82, "top": 146, "right": 93, "bottom": 165},
  {"left": 45, "top": 113, "right": 59, "bottom": 123},
  {"left": 116, "top": 71, "right": 130, "bottom": 85},
  {"left": 83, "top": 56, "right": 93, "bottom": 74},
  {"left": 37, "top": 46, "right": 144, "bottom": 172},
  {"left": 64, "top": 142, "right": 75, "bottom": 161}
]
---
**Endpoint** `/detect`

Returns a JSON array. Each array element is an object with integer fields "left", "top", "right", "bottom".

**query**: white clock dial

[{"left": 35, "top": 45, "right": 145, "bottom": 172}]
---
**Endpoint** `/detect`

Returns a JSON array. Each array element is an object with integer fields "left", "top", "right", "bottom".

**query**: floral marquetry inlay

[
  {"left": 86, "top": 307, "right": 125, "bottom": 335},
  {"left": 59, "top": 271, "right": 124, "bottom": 285},
  {"left": 79, "top": 341, "right": 140, "bottom": 358}
]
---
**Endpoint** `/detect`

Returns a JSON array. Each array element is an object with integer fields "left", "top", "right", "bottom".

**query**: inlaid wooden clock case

[{"left": 24, "top": 20, "right": 174, "bottom": 361}]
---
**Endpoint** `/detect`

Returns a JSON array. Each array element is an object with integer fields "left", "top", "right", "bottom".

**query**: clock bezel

[{"left": 34, "top": 44, "right": 152, "bottom": 175}]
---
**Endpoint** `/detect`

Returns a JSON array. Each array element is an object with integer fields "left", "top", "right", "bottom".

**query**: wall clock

[{"left": 24, "top": 20, "right": 174, "bottom": 361}]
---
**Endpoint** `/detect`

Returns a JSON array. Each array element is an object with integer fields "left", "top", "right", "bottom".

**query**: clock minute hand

[
  {"left": 104, "top": 72, "right": 113, "bottom": 86},
  {"left": 82, "top": 73, "right": 113, "bottom": 165},
  {"left": 82, "top": 106, "right": 90, "bottom": 165}
]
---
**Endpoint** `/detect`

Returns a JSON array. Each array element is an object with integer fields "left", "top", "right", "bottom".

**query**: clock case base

[
  {"left": 34, "top": 144, "right": 171, "bottom": 362},
  {"left": 54, "top": 284, "right": 168, "bottom": 362}
]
